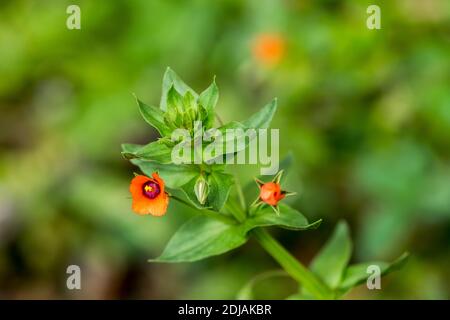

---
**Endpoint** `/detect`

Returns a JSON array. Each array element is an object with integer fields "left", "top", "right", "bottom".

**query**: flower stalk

[{"left": 251, "top": 228, "right": 334, "bottom": 299}]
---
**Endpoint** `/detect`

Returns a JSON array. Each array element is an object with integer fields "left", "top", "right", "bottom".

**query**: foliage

[
  {"left": 122, "top": 69, "right": 408, "bottom": 299},
  {"left": 1, "top": 0, "right": 448, "bottom": 299}
]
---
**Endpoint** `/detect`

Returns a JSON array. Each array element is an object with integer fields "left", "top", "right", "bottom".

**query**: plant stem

[
  {"left": 234, "top": 172, "right": 247, "bottom": 211},
  {"left": 232, "top": 169, "right": 248, "bottom": 223},
  {"left": 224, "top": 201, "right": 246, "bottom": 223},
  {"left": 252, "top": 228, "right": 334, "bottom": 299}
]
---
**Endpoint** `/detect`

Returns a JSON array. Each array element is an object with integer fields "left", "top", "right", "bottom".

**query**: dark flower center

[{"left": 142, "top": 180, "right": 161, "bottom": 199}]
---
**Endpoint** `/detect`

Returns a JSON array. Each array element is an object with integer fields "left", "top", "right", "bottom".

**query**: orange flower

[
  {"left": 252, "top": 33, "right": 285, "bottom": 65},
  {"left": 252, "top": 170, "right": 295, "bottom": 215},
  {"left": 129, "top": 173, "right": 169, "bottom": 216},
  {"left": 259, "top": 181, "right": 285, "bottom": 206}
]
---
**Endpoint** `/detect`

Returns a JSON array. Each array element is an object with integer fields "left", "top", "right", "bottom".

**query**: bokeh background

[{"left": 0, "top": 0, "right": 449, "bottom": 299}]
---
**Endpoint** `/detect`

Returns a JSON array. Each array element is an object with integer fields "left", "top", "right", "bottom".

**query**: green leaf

[
  {"left": 123, "top": 143, "right": 198, "bottom": 188},
  {"left": 203, "top": 99, "right": 277, "bottom": 163},
  {"left": 150, "top": 215, "right": 247, "bottom": 263},
  {"left": 245, "top": 204, "right": 322, "bottom": 232},
  {"left": 338, "top": 252, "right": 410, "bottom": 292},
  {"left": 121, "top": 140, "right": 172, "bottom": 163},
  {"left": 199, "top": 79, "right": 218, "bottom": 113},
  {"left": 202, "top": 121, "right": 255, "bottom": 163},
  {"left": 309, "top": 221, "right": 353, "bottom": 289},
  {"left": 207, "top": 171, "right": 234, "bottom": 211},
  {"left": 183, "top": 91, "right": 197, "bottom": 110},
  {"left": 134, "top": 96, "right": 170, "bottom": 136},
  {"left": 167, "top": 85, "right": 184, "bottom": 114},
  {"left": 286, "top": 292, "right": 315, "bottom": 300},
  {"left": 199, "top": 79, "right": 219, "bottom": 127},
  {"left": 236, "top": 270, "right": 288, "bottom": 300},
  {"left": 151, "top": 202, "right": 322, "bottom": 263},
  {"left": 121, "top": 143, "right": 143, "bottom": 155},
  {"left": 121, "top": 143, "right": 145, "bottom": 160},
  {"left": 223, "top": 121, "right": 256, "bottom": 154},
  {"left": 242, "top": 98, "right": 277, "bottom": 129},
  {"left": 131, "top": 159, "right": 199, "bottom": 189},
  {"left": 160, "top": 67, "right": 197, "bottom": 111}
]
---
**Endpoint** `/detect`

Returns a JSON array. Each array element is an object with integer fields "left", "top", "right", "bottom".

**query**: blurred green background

[{"left": 0, "top": 0, "right": 449, "bottom": 299}]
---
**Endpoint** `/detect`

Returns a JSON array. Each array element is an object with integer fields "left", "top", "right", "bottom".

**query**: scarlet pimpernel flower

[
  {"left": 252, "top": 170, "right": 295, "bottom": 215},
  {"left": 129, "top": 173, "right": 169, "bottom": 216}
]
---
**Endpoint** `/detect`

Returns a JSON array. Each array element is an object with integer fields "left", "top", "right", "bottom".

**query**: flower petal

[
  {"left": 129, "top": 174, "right": 169, "bottom": 216},
  {"left": 152, "top": 172, "right": 165, "bottom": 194}
]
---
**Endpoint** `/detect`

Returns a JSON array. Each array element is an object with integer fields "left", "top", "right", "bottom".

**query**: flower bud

[{"left": 194, "top": 175, "right": 209, "bottom": 205}]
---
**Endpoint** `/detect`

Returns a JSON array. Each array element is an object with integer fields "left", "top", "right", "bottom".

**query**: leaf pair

[
  {"left": 302, "top": 221, "right": 409, "bottom": 298},
  {"left": 235, "top": 221, "right": 409, "bottom": 299},
  {"left": 151, "top": 204, "right": 321, "bottom": 263}
]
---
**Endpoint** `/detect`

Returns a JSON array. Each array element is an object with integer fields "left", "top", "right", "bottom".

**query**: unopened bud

[{"left": 194, "top": 176, "right": 209, "bottom": 205}]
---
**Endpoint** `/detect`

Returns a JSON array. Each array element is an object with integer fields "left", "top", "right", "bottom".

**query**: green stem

[
  {"left": 252, "top": 228, "right": 333, "bottom": 300},
  {"left": 225, "top": 171, "right": 247, "bottom": 222},
  {"left": 234, "top": 172, "right": 247, "bottom": 211},
  {"left": 224, "top": 201, "right": 246, "bottom": 223}
]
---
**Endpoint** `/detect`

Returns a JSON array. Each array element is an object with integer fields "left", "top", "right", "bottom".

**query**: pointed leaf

[
  {"left": 121, "top": 141, "right": 172, "bottom": 163},
  {"left": 207, "top": 171, "right": 234, "bottom": 211},
  {"left": 199, "top": 79, "right": 219, "bottom": 127},
  {"left": 309, "top": 221, "right": 353, "bottom": 289},
  {"left": 121, "top": 143, "right": 143, "bottom": 155},
  {"left": 245, "top": 204, "right": 322, "bottom": 232},
  {"left": 206, "top": 99, "right": 277, "bottom": 162},
  {"left": 199, "top": 79, "right": 218, "bottom": 113},
  {"left": 160, "top": 67, "right": 197, "bottom": 111},
  {"left": 183, "top": 91, "right": 197, "bottom": 112},
  {"left": 202, "top": 121, "right": 255, "bottom": 163},
  {"left": 134, "top": 96, "right": 170, "bottom": 136},
  {"left": 150, "top": 215, "right": 247, "bottom": 262},
  {"left": 167, "top": 85, "right": 184, "bottom": 114},
  {"left": 242, "top": 98, "right": 277, "bottom": 129},
  {"left": 338, "top": 252, "right": 410, "bottom": 292}
]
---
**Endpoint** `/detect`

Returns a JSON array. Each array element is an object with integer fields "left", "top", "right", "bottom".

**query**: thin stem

[
  {"left": 233, "top": 170, "right": 247, "bottom": 211},
  {"left": 252, "top": 228, "right": 334, "bottom": 300},
  {"left": 171, "top": 195, "right": 236, "bottom": 225},
  {"left": 224, "top": 201, "right": 246, "bottom": 223}
]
